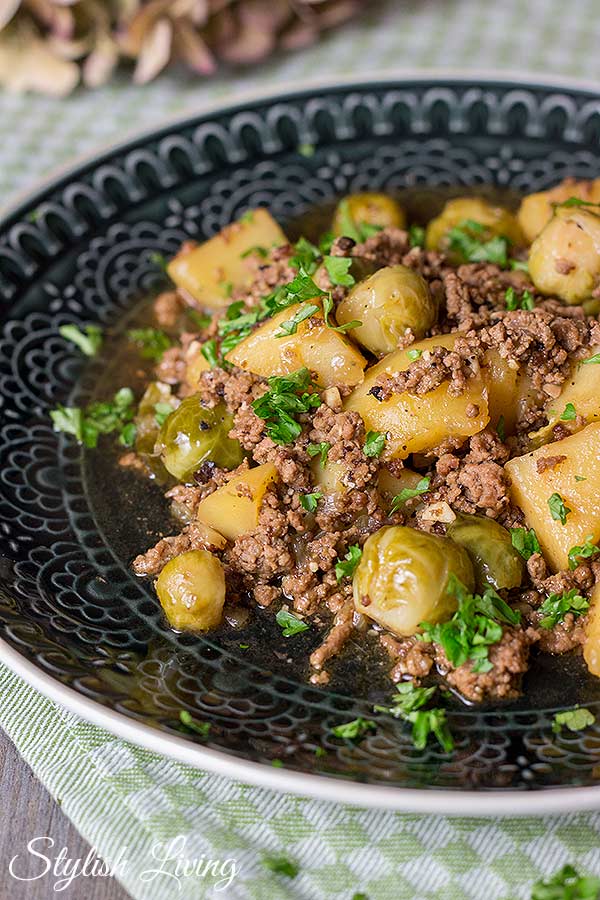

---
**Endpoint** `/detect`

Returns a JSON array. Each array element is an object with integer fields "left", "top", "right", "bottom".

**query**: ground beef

[
  {"left": 536, "top": 454, "right": 567, "bottom": 474},
  {"left": 376, "top": 340, "right": 480, "bottom": 400},
  {"left": 380, "top": 634, "right": 435, "bottom": 680},
  {"left": 132, "top": 522, "right": 225, "bottom": 576},
  {"left": 153, "top": 290, "right": 183, "bottom": 328},
  {"left": 309, "top": 598, "right": 354, "bottom": 671}
]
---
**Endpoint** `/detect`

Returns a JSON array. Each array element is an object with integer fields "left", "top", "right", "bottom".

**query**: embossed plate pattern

[{"left": 3, "top": 77, "right": 600, "bottom": 813}]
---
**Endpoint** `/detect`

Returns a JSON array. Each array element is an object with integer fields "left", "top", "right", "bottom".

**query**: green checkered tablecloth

[{"left": 4, "top": 1, "right": 600, "bottom": 897}]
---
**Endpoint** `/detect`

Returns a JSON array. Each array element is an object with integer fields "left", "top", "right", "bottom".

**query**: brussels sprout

[
  {"left": 156, "top": 397, "right": 243, "bottom": 481},
  {"left": 529, "top": 207, "right": 600, "bottom": 304},
  {"left": 353, "top": 525, "right": 475, "bottom": 636},
  {"left": 134, "top": 381, "right": 175, "bottom": 480},
  {"left": 156, "top": 549, "right": 225, "bottom": 630},
  {"left": 447, "top": 514, "right": 524, "bottom": 591},
  {"left": 517, "top": 178, "right": 600, "bottom": 244},
  {"left": 425, "top": 197, "right": 523, "bottom": 260},
  {"left": 332, "top": 193, "right": 406, "bottom": 238},
  {"left": 336, "top": 265, "right": 437, "bottom": 354}
]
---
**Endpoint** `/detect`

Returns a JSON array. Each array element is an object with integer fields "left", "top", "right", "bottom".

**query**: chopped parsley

[
  {"left": 538, "top": 588, "right": 589, "bottom": 629},
  {"left": 408, "top": 224, "right": 426, "bottom": 248},
  {"left": 318, "top": 230, "right": 334, "bottom": 255},
  {"left": 119, "top": 422, "right": 137, "bottom": 448},
  {"left": 186, "top": 309, "right": 212, "bottom": 330},
  {"left": 496, "top": 415, "right": 506, "bottom": 442},
  {"left": 201, "top": 339, "right": 220, "bottom": 369},
  {"left": 276, "top": 302, "right": 320, "bottom": 337},
  {"left": 390, "top": 476, "right": 431, "bottom": 512},
  {"left": 324, "top": 255, "right": 355, "bottom": 287},
  {"left": 59, "top": 324, "right": 103, "bottom": 357},
  {"left": 239, "top": 210, "right": 255, "bottom": 224},
  {"left": 554, "top": 196, "right": 600, "bottom": 209},
  {"left": 531, "top": 864, "right": 600, "bottom": 900},
  {"left": 149, "top": 251, "right": 168, "bottom": 270},
  {"left": 298, "top": 142, "right": 315, "bottom": 157},
  {"left": 240, "top": 244, "right": 269, "bottom": 259},
  {"left": 505, "top": 286, "right": 535, "bottom": 311},
  {"left": 300, "top": 491, "right": 322, "bottom": 513},
  {"left": 262, "top": 856, "right": 299, "bottom": 878},
  {"left": 179, "top": 710, "right": 210, "bottom": 736},
  {"left": 275, "top": 608, "right": 310, "bottom": 637},
  {"left": 509, "top": 258, "right": 529, "bottom": 273},
  {"left": 335, "top": 198, "right": 383, "bottom": 243},
  {"left": 289, "top": 236, "right": 321, "bottom": 273},
  {"left": 307, "top": 441, "right": 330, "bottom": 466},
  {"left": 575, "top": 475, "right": 587, "bottom": 482},
  {"left": 153, "top": 402, "right": 173, "bottom": 428},
  {"left": 568, "top": 535, "right": 600, "bottom": 570},
  {"left": 322, "top": 291, "right": 361, "bottom": 333},
  {"left": 560, "top": 402, "right": 577, "bottom": 421},
  {"left": 252, "top": 368, "right": 321, "bottom": 445},
  {"left": 407, "top": 348, "right": 423, "bottom": 361},
  {"left": 419, "top": 577, "right": 520, "bottom": 673},
  {"left": 331, "top": 717, "right": 376, "bottom": 740},
  {"left": 583, "top": 352, "right": 600, "bottom": 365},
  {"left": 364, "top": 430, "right": 386, "bottom": 457},
  {"left": 127, "top": 327, "right": 172, "bottom": 361},
  {"left": 552, "top": 708, "right": 596, "bottom": 734},
  {"left": 50, "top": 387, "right": 136, "bottom": 449},
  {"left": 374, "top": 682, "right": 454, "bottom": 752},
  {"left": 510, "top": 526, "right": 541, "bottom": 560},
  {"left": 335, "top": 544, "right": 362, "bottom": 582},
  {"left": 548, "top": 492, "right": 571, "bottom": 525},
  {"left": 447, "top": 219, "right": 510, "bottom": 266}
]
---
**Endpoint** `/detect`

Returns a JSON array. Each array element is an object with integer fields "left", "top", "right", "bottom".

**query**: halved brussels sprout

[
  {"left": 156, "top": 549, "right": 225, "bottom": 630},
  {"left": 156, "top": 397, "right": 243, "bottom": 481},
  {"left": 447, "top": 514, "right": 524, "bottom": 591},
  {"left": 353, "top": 525, "right": 475, "bottom": 636},
  {"left": 336, "top": 265, "right": 437, "bottom": 355},
  {"left": 332, "top": 192, "right": 406, "bottom": 238},
  {"left": 529, "top": 207, "right": 600, "bottom": 303}
]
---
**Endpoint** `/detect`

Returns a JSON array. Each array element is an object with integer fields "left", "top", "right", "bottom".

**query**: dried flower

[{"left": 0, "top": 0, "right": 365, "bottom": 94}]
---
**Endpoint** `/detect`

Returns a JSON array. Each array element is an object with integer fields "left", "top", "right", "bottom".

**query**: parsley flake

[
  {"left": 127, "top": 327, "right": 172, "bottom": 361},
  {"left": 201, "top": 339, "right": 220, "bottom": 369},
  {"left": 179, "top": 710, "right": 210, "bottom": 736},
  {"left": 554, "top": 196, "right": 600, "bottom": 209},
  {"left": 509, "top": 258, "right": 529, "bottom": 273},
  {"left": 252, "top": 368, "right": 321, "bottom": 445},
  {"left": 298, "top": 142, "right": 315, "bottom": 158},
  {"left": 307, "top": 441, "right": 330, "bottom": 466},
  {"left": 289, "top": 237, "right": 320, "bottom": 273},
  {"left": 583, "top": 353, "right": 600, "bottom": 365},
  {"left": 335, "top": 544, "right": 362, "bottom": 582},
  {"left": 59, "top": 324, "right": 103, "bottom": 357},
  {"left": 154, "top": 402, "right": 173, "bottom": 427},
  {"left": 407, "top": 348, "right": 423, "bottom": 361},
  {"left": 390, "top": 476, "right": 430, "bottom": 512},
  {"left": 324, "top": 255, "right": 355, "bottom": 287},
  {"left": 331, "top": 718, "right": 376, "bottom": 740},
  {"left": 300, "top": 491, "right": 322, "bottom": 512},
  {"left": 322, "top": 291, "right": 361, "bottom": 333},
  {"left": 276, "top": 302, "right": 320, "bottom": 337},
  {"left": 505, "top": 287, "right": 535, "bottom": 311},
  {"left": 552, "top": 708, "right": 596, "bottom": 734},
  {"left": 447, "top": 219, "right": 510, "bottom": 266},
  {"left": 408, "top": 224, "right": 426, "bottom": 248},
  {"left": 568, "top": 535, "right": 600, "bottom": 569},
  {"left": 497, "top": 414, "right": 506, "bottom": 442},
  {"left": 364, "top": 430, "right": 386, "bottom": 457},
  {"left": 548, "top": 492, "right": 571, "bottom": 525},
  {"left": 275, "top": 609, "right": 310, "bottom": 637},
  {"left": 539, "top": 588, "right": 589, "bottom": 629},
  {"left": 374, "top": 683, "right": 454, "bottom": 752},
  {"left": 51, "top": 387, "right": 136, "bottom": 449},
  {"left": 510, "top": 526, "right": 541, "bottom": 560},
  {"left": 561, "top": 402, "right": 577, "bottom": 421}
]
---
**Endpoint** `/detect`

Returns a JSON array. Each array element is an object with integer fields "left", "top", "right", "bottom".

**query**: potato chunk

[
  {"left": 529, "top": 346, "right": 600, "bottom": 446},
  {"left": 156, "top": 549, "right": 225, "bottom": 631},
  {"left": 505, "top": 422, "right": 600, "bottom": 571},
  {"left": 344, "top": 335, "right": 489, "bottom": 459},
  {"left": 196, "top": 463, "right": 278, "bottom": 541},
  {"left": 225, "top": 302, "right": 366, "bottom": 388},
  {"left": 584, "top": 583, "right": 600, "bottom": 677},
  {"left": 517, "top": 178, "right": 600, "bottom": 244},
  {"left": 167, "top": 209, "right": 286, "bottom": 309}
]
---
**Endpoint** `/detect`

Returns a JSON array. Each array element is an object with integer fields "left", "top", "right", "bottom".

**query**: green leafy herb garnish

[
  {"left": 560, "top": 402, "right": 577, "bottom": 421},
  {"left": 127, "top": 327, "right": 172, "bottom": 361},
  {"left": 289, "top": 237, "right": 321, "bottom": 274},
  {"left": 201, "top": 339, "right": 220, "bottom": 369},
  {"left": 510, "top": 526, "right": 541, "bottom": 560},
  {"left": 374, "top": 683, "right": 454, "bottom": 752},
  {"left": 552, "top": 708, "right": 596, "bottom": 734},
  {"left": 505, "top": 287, "right": 535, "bottom": 311},
  {"left": 186, "top": 309, "right": 212, "bottom": 330},
  {"left": 262, "top": 856, "right": 299, "bottom": 879},
  {"left": 179, "top": 710, "right": 210, "bottom": 736},
  {"left": 252, "top": 368, "right": 321, "bottom": 445},
  {"left": 538, "top": 589, "right": 589, "bottom": 629},
  {"left": 509, "top": 258, "right": 529, "bottom": 273},
  {"left": 390, "top": 476, "right": 430, "bottom": 512},
  {"left": 408, "top": 224, "right": 425, "bottom": 248},
  {"left": 154, "top": 402, "right": 173, "bottom": 427},
  {"left": 583, "top": 353, "right": 600, "bottom": 365},
  {"left": 119, "top": 422, "right": 137, "bottom": 448},
  {"left": 548, "top": 492, "right": 571, "bottom": 525},
  {"left": 276, "top": 303, "right": 320, "bottom": 337},
  {"left": 51, "top": 387, "right": 136, "bottom": 449},
  {"left": 364, "top": 430, "right": 386, "bottom": 457},
  {"left": 300, "top": 491, "right": 322, "bottom": 513},
  {"left": 59, "top": 324, "right": 103, "bottom": 357},
  {"left": 275, "top": 608, "right": 310, "bottom": 637},
  {"left": 496, "top": 415, "right": 506, "bottom": 442},
  {"left": 336, "top": 198, "right": 383, "bottom": 243},
  {"left": 447, "top": 219, "right": 510, "bottom": 266},
  {"left": 321, "top": 291, "right": 361, "bottom": 333},
  {"left": 553, "top": 196, "right": 600, "bottom": 209},
  {"left": 149, "top": 251, "right": 168, "bottom": 271},
  {"left": 575, "top": 475, "right": 587, "bottom": 482},
  {"left": 239, "top": 210, "right": 255, "bottom": 223},
  {"left": 240, "top": 244, "right": 269, "bottom": 259},
  {"left": 407, "top": 348, "right": 423, "bottom": 361},
  {"left": 298, "top": 142, "right": 315, "bottom": 158},
  {"left": 331, "top": 717, "right": 376, "bottom": 740},
  {"left": 419, "top": 577, "right": 519, "bottom": 673},
  {"left": 568, "top": 535, "right": 600, "bottom": 570},
  {"left": 318, "top": 230, "right": 334, "bottom": 255},
  {"left": 324, "top": 255, "right": 355, "bottom": 287},
  {"left": 335, "top": 544, "right": 362, "bottom": 582},
  {"left": 307, "top": 441, "right": 330, "bottom": 466}
]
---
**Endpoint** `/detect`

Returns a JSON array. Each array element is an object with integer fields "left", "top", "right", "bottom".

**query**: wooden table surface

[{"left": 0, "top": 728, "right": 130, "bottom": 899}]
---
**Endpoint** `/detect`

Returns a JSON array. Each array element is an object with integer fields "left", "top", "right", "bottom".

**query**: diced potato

[
  {"left": 312, "top": 458, "right": 347, "bottom": 494},
  {"left": 529, "top": 346, "right": 600, "bottom": 446},
  {"left": 517, "top": 178, "right": 600, "bottom": 244},
  {"left": 481, "top": 350, "right": 538, "bottom": 436},
  {"left": 505, "top": 422, "right": 600, "bottom": 571},
  {"left": 344, "top": 334, "right": 489, "bottom": 460},
  {"left": 196, "top": 463, "right": 278, "bottom": 540},
  {"left": 156, "top": 549, "right": 225, "bottom": 631},
  {"left": 184, "top": 340, "right": 211, "bottom": 390},
  {"left": 378, "top": 467, "right": 424, "bottom": 499},
  {"left": 584, "top": 582, "right": 600, "bottom": 677},
  {"left": 225, "top": 301, "right": 367, "bottom": 388},
  {"left": 167, "top": 209, "right": 286, "bottom": 309}
]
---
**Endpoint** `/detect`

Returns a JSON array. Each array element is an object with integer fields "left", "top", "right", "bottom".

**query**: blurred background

[{"left": 2, "top": 0, "right": 600, "bottom": 205}]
